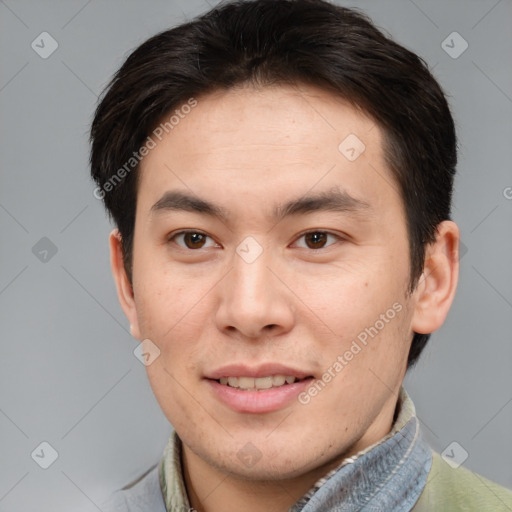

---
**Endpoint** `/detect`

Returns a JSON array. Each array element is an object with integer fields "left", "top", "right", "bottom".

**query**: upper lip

[{"left": 205, "top": 363, "right": 313, "bottom": 380}]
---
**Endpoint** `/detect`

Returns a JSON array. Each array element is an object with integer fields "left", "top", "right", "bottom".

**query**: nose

[{"left": 214, "top": 243, "right": 295, "bottom": 340}]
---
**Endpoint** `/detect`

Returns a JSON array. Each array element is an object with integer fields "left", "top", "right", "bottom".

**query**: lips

[
  {"left": 206, "top": 376, "right": 314, "bottom": 413},
  {"left": 204, "top": 363, "right": 315, "bottom": 413},
  {"left": 205, "top": 363, "right": 313, "bottom": 381}
]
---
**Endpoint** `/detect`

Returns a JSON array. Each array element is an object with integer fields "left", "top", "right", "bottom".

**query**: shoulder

[
  {"left": 412, "top": 451, "right": 512, "bottom": 511},
  {"left": 100, "top": 463, "right": 167, "bottom": 512}
]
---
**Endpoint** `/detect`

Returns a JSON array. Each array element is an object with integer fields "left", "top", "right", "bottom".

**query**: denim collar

[{"left": 160, "top": 387, "right": 432, "bottom": 512}]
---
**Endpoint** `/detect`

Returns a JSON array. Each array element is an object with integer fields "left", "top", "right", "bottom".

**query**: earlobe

[
  {"left": 109, "top": 229, "right": 142, "bottom": 340},
  {"left": 411, "top": 221, "right": 460, "bottom": 335}
]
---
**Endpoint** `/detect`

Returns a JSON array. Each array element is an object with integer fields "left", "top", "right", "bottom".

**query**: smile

[{"left": 217, "top": 375, "right": 305, "bottom": 390}]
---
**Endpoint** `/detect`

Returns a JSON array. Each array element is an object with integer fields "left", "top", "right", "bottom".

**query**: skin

[{"left": 110, "top": 83, "right": 459, "bottom": 512}]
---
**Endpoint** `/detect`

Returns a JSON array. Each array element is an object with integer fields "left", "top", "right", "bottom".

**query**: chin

[
  {"left": 219, "top": 452, "right": 318, "bottom": 482},
  {"left": 203, "top": 436, "right": 331, "bottom": 481}
]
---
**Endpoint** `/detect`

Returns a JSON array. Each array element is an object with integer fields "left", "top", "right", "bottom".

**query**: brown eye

[
  {"left": 303, "top": 232, "right": 328, "bottom": 249},
  {"left": 170, "top": 231, "right": 216, "bottom": 250},
  {"left": 294, "top": 231, "right": 341, "bottom": 250},
  {"left": 183, "top": 232, "right": 207, "bottom": 249}
]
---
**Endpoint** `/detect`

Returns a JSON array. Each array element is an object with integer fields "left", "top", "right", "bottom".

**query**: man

[{"left": 90, "top": 0, "right": 512, "bottom": 510}]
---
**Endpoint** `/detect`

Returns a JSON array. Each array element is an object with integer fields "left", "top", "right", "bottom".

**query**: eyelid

[
  {"left": 291, "top": 229, "right": 345, "bottom": 249},
  {"left": 167, "top": 229, "right": 220, "bottom": 249}
]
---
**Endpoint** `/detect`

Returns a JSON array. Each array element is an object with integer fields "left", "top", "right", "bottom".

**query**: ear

[
  {"left": 411, "top": 220, "right": 460, "bottom": 334},
  {"left": 109, "top": 229, "right": 142, "bottom": 340}
]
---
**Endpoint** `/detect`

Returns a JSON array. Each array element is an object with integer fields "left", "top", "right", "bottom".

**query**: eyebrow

[{"left": 150, "top": 187, "right": 372, "bottom": 223}]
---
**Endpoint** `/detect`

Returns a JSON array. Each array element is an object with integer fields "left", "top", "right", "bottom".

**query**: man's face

[{"left": 126, "top": 84, "right": 419, "bottom": 480}]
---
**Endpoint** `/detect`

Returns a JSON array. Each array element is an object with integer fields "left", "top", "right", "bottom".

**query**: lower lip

[{"left": 206, "top": 378, "right": 314, "bottom": 414}]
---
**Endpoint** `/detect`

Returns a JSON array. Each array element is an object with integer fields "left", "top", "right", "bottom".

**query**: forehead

[
  {"left": 136, "top": 83, "right": 398, "bottom": 219},
  {"left": 156, "top": 83, "right": 378, "bottom": 156}
]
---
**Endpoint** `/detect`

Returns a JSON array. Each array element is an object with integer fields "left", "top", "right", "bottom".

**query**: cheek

[
  {"left": 134, "top": 258, "right": 189, "bottom": 334},
  {"left": 303, "top": 259, "right": 404, "bottom": 327},
  {"left": 304, "top": 261, "right": 411, "bottom": 375},
  {"left": 134, "top": 266, "right": 215, "bottom": 375}
]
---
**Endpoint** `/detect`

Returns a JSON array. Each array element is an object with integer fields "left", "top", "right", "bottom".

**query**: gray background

[{"left": 1, "top": 0, "right": 511, "bottom": 510}]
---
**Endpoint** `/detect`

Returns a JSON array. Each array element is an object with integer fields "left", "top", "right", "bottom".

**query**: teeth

[
  {"left": 238, "top": 377, "right": 255, "bottom": 389},
  {"left": 254, "top": 376, "right": 273, "bottom": 389},
  {"left": 218, "top": 375, "right": 299, "bottom": 390},
  {"left": 272, "top": 375, "right": 286, "bottom": 386}
]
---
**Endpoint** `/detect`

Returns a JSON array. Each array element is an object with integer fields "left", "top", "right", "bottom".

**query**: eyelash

[{"left": 167, "top": 229, "right": 344, "bottom": 251}]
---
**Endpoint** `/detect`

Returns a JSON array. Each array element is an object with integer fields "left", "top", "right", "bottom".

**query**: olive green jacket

[{"left": 412, "top": 451, "right": 512, "bottom": 511}]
